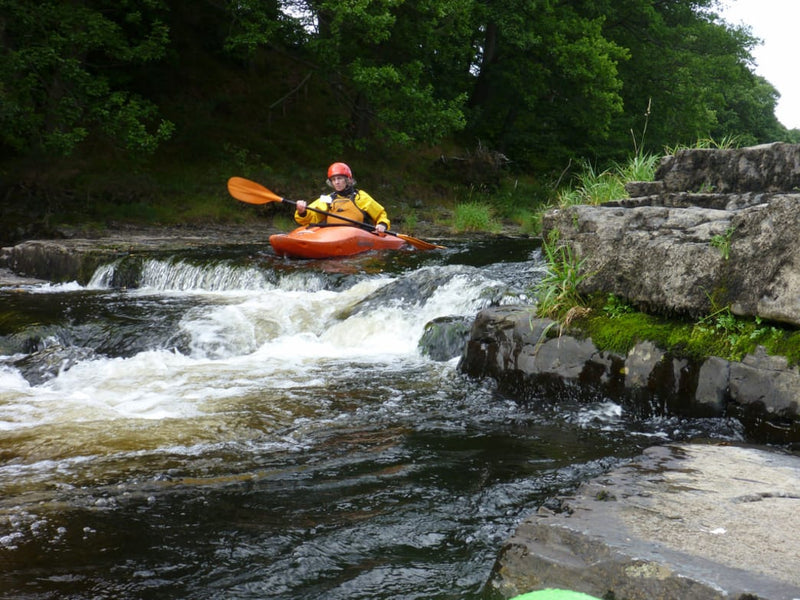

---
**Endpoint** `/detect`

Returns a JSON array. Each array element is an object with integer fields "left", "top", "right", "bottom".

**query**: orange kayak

[{"left": 269, "top": 225, "right": 408, "bottom": 259}]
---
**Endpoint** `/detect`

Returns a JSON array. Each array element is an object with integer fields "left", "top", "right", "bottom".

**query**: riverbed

[{"left": 0, "top": 236, "right": 745, "bottom": 599}]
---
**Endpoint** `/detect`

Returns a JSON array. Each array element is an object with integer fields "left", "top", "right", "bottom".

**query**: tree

[
  {"left": 0, "top": 0, "right": 174, "bottom": 158},
  {"left": 464, "top": 0, "right": 628, "bottom": 170},
  {"left": 1, "top": 0, "right": 789, "bottom": 173},
  {"left": 222, "top": 0, "right": 474, "bottom": 148},
  {"left": 308, "top": 0, "right": 473, "bottom": 145},
  {"left": 594, "top": 0, "right": 786, "bottom": 156}
]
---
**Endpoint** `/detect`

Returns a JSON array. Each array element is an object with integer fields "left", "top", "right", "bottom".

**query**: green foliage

[
  {"left": 533, "top": 230, "right": 590, "bottom": 319},
  {"left": 615, "top": 152, "right": 659, "bottom": 182},
  {"left": 223, "top": 1, "right": 303, "bottom": 58},
  {"left": 350, "top": 61, "right": 468, "bottom": 146},
  {"left": 583, "top": 308, "right": 689, "bottom": 356},
  {"left": 555, "top": 151, "right": 658, "bottom": 209},
  {"left": 603, "top": 294, "right": 634, "bottom": 319},
  {"left": 452, "top": 201, "right": 497, "bottom": 233},
  {"left": 664, "top": 134, "right": 743, "bottom": 154},
  {"left": 402, "top": 212, "right": 419, "bottom": 233},
  {"left": 1, "top": 0, "right": 793, "bottom": 169},
  {"left": 710, "top": 226, "right": 736, "bottom": 260},
  {"left": 579, "top": 295, "right": 800, "bottom": 365},
  {"left": 300, "top": 0, "right": 474, "bottom": 148},
  {"left": 598, "top": 0, "right": 787, "bottom": 158},
  {"left": 467, "top": 1, "right": 627, "bottom": 168},
  {"left": 565, "top": 161, "right": 627, "bottom": 205},
  {"left": 486, "top": 175, "right": 551, "bottom": 230},
  {"left": 692, "top": 307, "right": 787, "bottom": 362},
  {"left": 526, "top": 150, "right": 658, "bottom": 235},
  {"left": 0, "top": 0, "right": 173, "bottom": 157},
  {"left": 271, "top": 213, "right": 295, "bottom": 232}
]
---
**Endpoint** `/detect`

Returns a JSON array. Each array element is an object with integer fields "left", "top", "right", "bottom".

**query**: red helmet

[{"left": 327, "top": 162, "right": 353, "bottom": 179}]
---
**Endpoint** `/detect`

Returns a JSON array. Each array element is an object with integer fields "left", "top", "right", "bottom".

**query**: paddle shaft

[
  {"left": 226, "top": 176, "right": 444, "bottom": 250},
  {"left": 281, "top": 198, "right": 394, "bottom": 237}
]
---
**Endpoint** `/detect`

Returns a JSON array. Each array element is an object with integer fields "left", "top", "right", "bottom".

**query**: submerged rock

[
  {"left": 418, "top": 316, "right": 473, "bottom": 361},
  {"left": 9, "top": 343, "right": 97, "bottom": 385}
]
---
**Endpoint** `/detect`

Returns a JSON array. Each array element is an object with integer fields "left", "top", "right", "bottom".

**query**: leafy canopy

[{"left": 0, "top": 0, "right": 793, "bottom": 168}]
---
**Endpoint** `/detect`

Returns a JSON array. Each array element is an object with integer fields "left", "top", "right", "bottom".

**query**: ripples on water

[{"left": 0, "top": 238, "right": 744, "bottom": 599}]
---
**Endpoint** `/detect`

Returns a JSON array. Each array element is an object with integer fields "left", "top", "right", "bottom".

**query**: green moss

[
  {"left": 581, "top": 310, "right": 695, "bottom": 357},
  {"left": 568, "top": 294, "right": 800, "bottom": 366}
]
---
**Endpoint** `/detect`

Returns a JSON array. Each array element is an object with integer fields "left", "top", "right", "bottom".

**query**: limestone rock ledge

[
  {"left": 542, "top": 142, "right": 800, "bottom": 326},
  {"left": 458, "top": 306, "right": 800, "bottom": 445},
  {"left": 486, "top": 443, "right": 800, "bottom": 600},
  {"left": 0, "top": 226, "right": 269, "bottom": 284}
]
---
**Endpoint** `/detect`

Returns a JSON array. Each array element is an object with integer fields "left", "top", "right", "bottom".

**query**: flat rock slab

[
  {"left": 0, "top": 226, "right": 272, "bottom": 284},
  {"left": 489, "top": 443, "right": 800, "bottom": 600}
]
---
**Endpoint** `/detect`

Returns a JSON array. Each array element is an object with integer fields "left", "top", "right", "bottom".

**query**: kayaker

[{"left": 294, "top": 162, "right": 391, "bottom": 233}]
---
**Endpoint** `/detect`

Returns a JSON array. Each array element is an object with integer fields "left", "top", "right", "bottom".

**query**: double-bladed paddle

[{"left": 227, "top": 177, "right": 445, "bottom": 251}]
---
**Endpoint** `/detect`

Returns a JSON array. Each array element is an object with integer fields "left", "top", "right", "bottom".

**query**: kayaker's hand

[
  {"left": 375, "top": 223, "right": 387, "bottom": 234},
  {"left": 296, "top": 200, "right": 307, "bottom": 215}
]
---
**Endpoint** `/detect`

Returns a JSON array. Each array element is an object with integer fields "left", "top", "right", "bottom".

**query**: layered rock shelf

[
  {"left": 460, "top": 306, "right": 800, "bottom": 444},
  {"left": 459, "top": 143, "right": 800, "bottom": 443},
  {"left": 540, "top": 142, "right": 800, "bottom": 325}
]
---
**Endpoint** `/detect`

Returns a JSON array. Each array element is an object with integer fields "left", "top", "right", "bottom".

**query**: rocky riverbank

[
  {"left": 543, "top": 142, "right": 800, "bottom": 326},
  {"left": 459, "top": 305, "right": 800, "bottom": 598},
  {"left": 460, "top": 143, "right": 800, "bottom": 600},
  {"left": 459, "top": 306, "right": 800, "bottom": 445}
]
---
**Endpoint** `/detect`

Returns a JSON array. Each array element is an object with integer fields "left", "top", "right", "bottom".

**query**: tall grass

[
  {"left": 532, "top": 229, "right": 590, "bottom": 320},
  {"left": 664, "top": 134, "right": 742, "bottom": 154},
  {"left": 616, "top": 152, "right": 660, "bottom": 182},
  {"left": 551, "top": 152, "right": 659, "bottom": 213},
  {"left": 545, "top": 135, "right": 738, "bottom": 227},
  {"left": 453, "top": 200, "right": 499, "bottom": 232}
]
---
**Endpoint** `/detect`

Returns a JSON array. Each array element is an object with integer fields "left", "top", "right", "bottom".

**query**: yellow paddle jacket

[{"left": 294, "top": 189, "right": 390, "bottom": 230}]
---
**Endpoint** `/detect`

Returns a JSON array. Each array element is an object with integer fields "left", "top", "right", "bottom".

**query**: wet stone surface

[{"left": 488, "top": 443, "right": 800, "bottom": 600}]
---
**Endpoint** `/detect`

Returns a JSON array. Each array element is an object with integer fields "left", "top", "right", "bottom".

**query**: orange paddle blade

[
  {"left": 227, "top": 177, "right": 283, "bottom": 205},
  {"left": 396, "top": 233, "right": 446, "bottom": 250}
]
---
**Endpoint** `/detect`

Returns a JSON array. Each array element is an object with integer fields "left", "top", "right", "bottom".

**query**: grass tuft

[{"left": 452, "top": 200, "right": 499, "bottom": 232}]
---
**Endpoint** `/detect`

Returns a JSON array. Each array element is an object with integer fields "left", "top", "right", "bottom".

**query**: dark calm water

[{"left": 0, "top": 236, "right": 744, "bottom": 600}]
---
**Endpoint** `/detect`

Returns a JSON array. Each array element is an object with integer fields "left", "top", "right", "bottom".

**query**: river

[{"left": 0, "top": 236, "right": 744, "bottom": 599}]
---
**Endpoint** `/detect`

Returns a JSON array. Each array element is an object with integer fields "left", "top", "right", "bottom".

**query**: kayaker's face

[{"left": 330, "top": 175, "right": 349, "bottom": 191}]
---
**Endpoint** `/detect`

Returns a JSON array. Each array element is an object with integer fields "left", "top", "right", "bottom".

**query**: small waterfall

[
  {"left": 139, "top": 258, "right": 276, "bottom": 291},
  {"left": 87, "top": 262, "right": 117, "bottom": 289}
]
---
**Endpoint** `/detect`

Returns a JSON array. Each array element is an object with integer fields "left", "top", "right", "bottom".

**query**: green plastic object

[{"left": 510, "top": 589, "right": 602, "bottom": 600}]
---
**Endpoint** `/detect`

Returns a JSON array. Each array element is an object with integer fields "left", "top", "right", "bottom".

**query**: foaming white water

[
  {"left": 318, "top": 272, "right": 497, "bottom": 357},
  {"left": 1, "top": 351, "right": 204, "bottom": 428},
  {"left": 86, "top": 258, "right": 278, "bottom": 292},
  {"left": 0, "top": 258, "right": 517, "bottom": 491},
  {"left": 574, "top": 401, "right": 624, "bottom": 431},
  {"left": 87, "top": 262, "right": 117, "bottom": 288},
  {"left": 27, "top": 281, "right": 85, "bottom": 293},
  {"left": 178, "top": 277, "right": 390, "bottom": 359},
  {"left": 2, "top": 265, "right": 496, "bottom": 429}
]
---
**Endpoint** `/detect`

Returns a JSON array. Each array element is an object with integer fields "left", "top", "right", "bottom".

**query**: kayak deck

[{"left": 269, "top": 225, "right": 407, "bottom": 259}]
